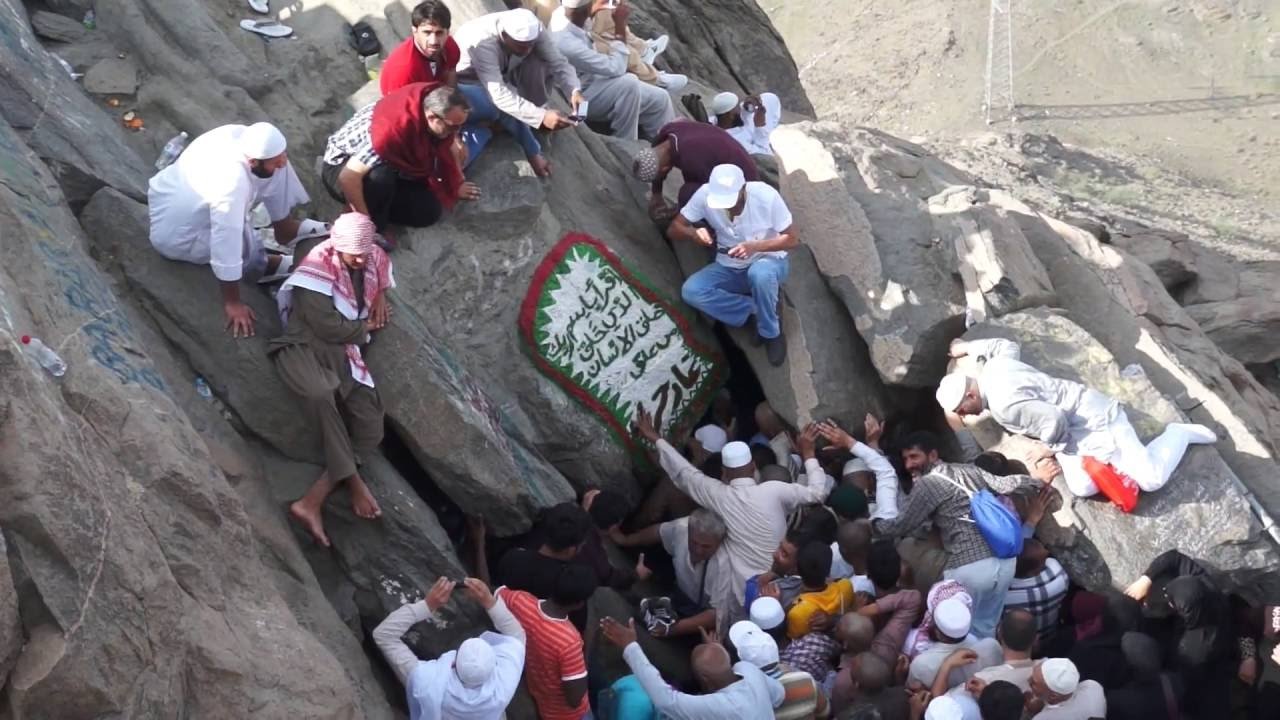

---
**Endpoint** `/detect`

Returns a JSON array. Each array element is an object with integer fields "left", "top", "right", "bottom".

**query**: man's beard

[{"left": 250, "top": 160, "right": 275, "bottom": 179}]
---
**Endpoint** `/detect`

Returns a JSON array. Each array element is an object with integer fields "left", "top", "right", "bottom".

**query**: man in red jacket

[{"left": 380, "top": 1, "right": 460, "bottom": 95}]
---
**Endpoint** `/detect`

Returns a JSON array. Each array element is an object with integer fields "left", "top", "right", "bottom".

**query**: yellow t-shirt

[{"left": 786, "top": 578, "right": 855, "bottom": 639}]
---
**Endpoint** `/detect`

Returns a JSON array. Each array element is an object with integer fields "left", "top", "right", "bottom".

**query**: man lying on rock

[
  {"left": 321, "top": 82, "right": 480, "bottom": 241},
  {"left": 453, "top": 8, "right": 583, "bottom": 177},
  {"left": 148, "top": 122, "right": 313, "bottom": 339},
  {"left": 938, "top": 337, "right": 1217, "bottom": 507},
  {"left": 270, "top": 213, "right": 394, "bottom": 547},
  {"left": 669, "top": 163, "right": 798, "bottom": 366}
]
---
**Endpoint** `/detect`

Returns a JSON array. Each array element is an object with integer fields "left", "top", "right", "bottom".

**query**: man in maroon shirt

[
  {"left": 380, "top": 0, "right": 460, "bottom": 95},
  {"left": 631, "top": 120, "right": 759, "bottom": 230}
]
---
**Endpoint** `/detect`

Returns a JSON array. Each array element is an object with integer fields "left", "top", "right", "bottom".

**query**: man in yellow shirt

[{"left": 785, "top": 542, "right": 856, "bottom": 639}]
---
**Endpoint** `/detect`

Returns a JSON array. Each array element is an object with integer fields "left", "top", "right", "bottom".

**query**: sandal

[
  {"left": 240, "top": 19, "right": 294, "bottom": 38},
  {"left": 248, "top": 0, "right": 269, "bottom": 14}
]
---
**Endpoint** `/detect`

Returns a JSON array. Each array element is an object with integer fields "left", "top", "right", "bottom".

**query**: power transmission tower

[{"left": 984, "top": 0, "right": 1015, "bottom": 124}]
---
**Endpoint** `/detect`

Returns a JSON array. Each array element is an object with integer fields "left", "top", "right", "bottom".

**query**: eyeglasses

[{"left": 427, "top": 111, "right": 464, "bottom": 133}]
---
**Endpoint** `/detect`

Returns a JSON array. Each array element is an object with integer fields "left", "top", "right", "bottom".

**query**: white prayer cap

[
  {"left": 1040, "top": 658, "right": 1080, "bottom": 695},
  {"left": 694, "top": 424, "right": 728, "bottom": 454},
  {"left": 561, "top": 0, "right": 592, "bottom": 7},
  {"left": 499, "top": 9, "right": 541, "bottom": 42},
  {"left": 748, "top": 596, "right": 785, "bottom": 631},
  {"left": 706, "top": 163, "right": 746, "bottom": 209},
  {"left": 721, "top": 440, "right": 752, "bottom": 469},
  {"left": 454, "top": 637, "right": 496, "bottom": 687},
  {"left": 708, "top": 91, "right": 739, "bottom": 117},
  {"left": 843, "top": 457, "right": 869, "bottom": 475},
  {"left": 935, "top": 372, "right": 970, "bottom": 412},
  {"left": 934, "top": 597, "right": 971, "bottom": 639},
  {"left": 239, "top": 122, "right": 287, "bottom": 159},
  {"left": 729, "top": 620, "right": 779, "bottom": 668},
  {"left": 924, "top": 695, "right": 965, "bottom": 720}
]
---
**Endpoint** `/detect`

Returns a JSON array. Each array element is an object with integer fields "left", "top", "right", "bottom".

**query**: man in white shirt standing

[
  {"left": 372, "top": 577, "right": 526, "bottom": 720},
  {"left": 633, "top": 409, "right": 831, "bottom": 608},
  {"left": 549, "top": 0, "right": 674, "bottom": 141},
  {"left": 669, "top": 163, "right": 798, "bottom": 366},
  {"left": 147, "top": 122, "right": 310, "bottom": 338}
]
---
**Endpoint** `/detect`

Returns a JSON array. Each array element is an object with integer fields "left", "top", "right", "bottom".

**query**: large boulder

[
  {"left": 1185, "top": 297, "right": 1280, "bottom": 366},
  {"left": 956, "top": 310, "right": 1280, "bottom": 594},
  {"left": 0, "top": 116, "right": 383, "bottom": 719},
  {"left": 0, "top": 534, "right": 19, "bottom": 687}
]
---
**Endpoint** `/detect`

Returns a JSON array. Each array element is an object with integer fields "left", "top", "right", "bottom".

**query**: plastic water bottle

[
  {"left": 155, "top": 132, "right": 189, "bottom": 170},
  {"left": 82, "top": 8, "right": 95, "bottom": 29},
  {"left": 194, "top": 377, "right": 212, "bottom": 399},
  {"left": 21, "top": 336, "right": 67, "bottom": 377}
]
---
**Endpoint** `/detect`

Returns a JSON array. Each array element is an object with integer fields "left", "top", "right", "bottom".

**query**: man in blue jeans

[
  {"left": 669, "top": 164, "right": 798, "bottom": 366},
  {"left": 453, "top": 8, "right": 583, "bottom": 177}
]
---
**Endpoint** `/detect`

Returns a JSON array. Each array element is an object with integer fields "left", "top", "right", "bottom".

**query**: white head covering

[
  {"left": 708, "top": 91, "right": 739, "bottom": 117},
  {"left": 499, "top": 9, "right": 542, "bottom": 42},
  {"left": 749, "top": 596, "right": 785, "bottom": 630},
  {"left": 694, "top": 425, "right": 728, "bottom": 454},
  {"left": 1041, "top": 658, "right": 1080, "bottom": 695},
  {"left": 721, "top": 440, "right": 752, "bottom": 469},
  {"left": 728, "top": 620, "right": 779, "bottom": 668},
  {"left": 934, "top": 597, "right": 972, "bottom": 639},
  {"left": 843, "top": 457, "right": 869, "bottom": 475},
  {"left": 935, "top": 372, "right": 970, "bottom": 412},
  {"left": 706, "top": 163, "right": 746, "bottom": 210},
  {"left": 454, "top": 637, "right": 496, "bottom": 687},
  {"left": 561, "top": 0, "right": 592, "bottom": 6},
  {"left": 924, "top": 695, "right": 965, "bottom": 720},
  {"left": 239, "top": 122, "right": 287, "bottom": 159}
]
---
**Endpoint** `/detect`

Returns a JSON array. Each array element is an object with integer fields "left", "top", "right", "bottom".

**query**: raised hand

[{"left": 424, "top": 576, "right": 456, "bottom": 613}]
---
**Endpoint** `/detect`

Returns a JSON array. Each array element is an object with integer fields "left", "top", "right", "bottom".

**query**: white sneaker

[
  {"left": 641, "top": 34, "right": 668, "bottom": 65},
  {"left": 656, "top": 72, "right": 688, "bottom": 93}
]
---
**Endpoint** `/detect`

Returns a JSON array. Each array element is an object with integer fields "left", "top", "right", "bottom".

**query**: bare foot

[
  {"left": 529, "top": 154, "right": 552, "bottom": 178},
  {"left": 289, "top": 499, "right": 331, "bottom": 547},
  {"left": 349, "top": 474, "right": 382, "bottom": 519}
]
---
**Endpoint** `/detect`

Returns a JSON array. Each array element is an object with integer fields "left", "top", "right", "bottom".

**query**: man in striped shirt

[
  {"left": 496, "top": 564, "right": 598, "bottom": 720},
  {"left": 1003, "top": 539, "right": 1069, "bottom": 649}
]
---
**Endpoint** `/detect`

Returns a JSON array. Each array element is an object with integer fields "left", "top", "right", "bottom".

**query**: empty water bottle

[
  {"left": 155, "top": 131, "right": 189, "bottom": 170},
  {"left": 21, "top": 336, "right": 67, "bottom": 377}
]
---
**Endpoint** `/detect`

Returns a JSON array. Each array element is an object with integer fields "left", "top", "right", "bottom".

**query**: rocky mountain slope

[{"left": 1, "top": 0, "right": 1278, "bottom": 717}]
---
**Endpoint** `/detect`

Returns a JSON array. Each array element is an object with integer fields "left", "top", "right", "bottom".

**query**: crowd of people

[{"left": 137, "top": 0, "right": 1275, "bottom": 717}]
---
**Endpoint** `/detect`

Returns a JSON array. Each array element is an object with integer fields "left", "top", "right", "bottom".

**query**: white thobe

[
  {"left": 371, "top": 597, "right": 526, "bottom": 720},
  {"left": 548, "top": 8, "right": 673, "bottom": 140},
  {"left": 969, "top": 338, "right": 1208, "bottom": 497},
  {"left": 657, "top": 439, "right": 832, "bottom": 605},
  {"left": 147, "top": 124, "right": 309, "bottom": 282},
  {"left": 727, "top": 92, "right": 782, "bottom": 156}
]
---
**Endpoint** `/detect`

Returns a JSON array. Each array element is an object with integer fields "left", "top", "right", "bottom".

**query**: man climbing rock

[
  {"left": 938, "top": 337, "right": 1217, "bottom": 504},
  {"left": 668, "top": 163, "right": 798, "bottom": 366},
  {"left": 271, "top": 213, "right": 394, "bottom": 547},
  {"left": 147, "top": 122, "right": 310, "bottom": 338},
  {"left": 631, "top": 120, "right": 759, "bottom": 229},
  {"left": 453, "top": 8, "right": 583, "bottom": 176}
]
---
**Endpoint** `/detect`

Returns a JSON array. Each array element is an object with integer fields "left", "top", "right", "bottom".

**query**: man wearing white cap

[
  {"left": 907, "top": 597, "right": 1002, "bottom": 691},
  {"left": 453, "top": 8, "right": 583, "bottom": 177},
  {"left": 939, "top": 337, "right": 1216, "bottom": 499},
  {"left": 548, "top": 0, "right": 674, "bottom": 142},
  {"left": 1026, "top": 658, "right": 1106, "bottom": 719},
  {"left": 148, "top": 122, "right": 311, "bottom": 338},
  {"left": 634, "top": 409, "right": 831, "bottom": 608},
  {"left": 708, "top": 90, "right": 783, "bottom": 157},
  {"left": 669, "top": 163, "right": 798, "bottom": 366},
  {"left": 372, "top": 577, "right": 526, "bottom": 720},
  {"left": 730, "top": 620, "right": 826, "bottom": 720}
]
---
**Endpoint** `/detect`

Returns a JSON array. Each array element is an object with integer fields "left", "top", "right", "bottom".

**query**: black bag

[
  {"left": 347, "top": 21, "right": 381, "bottom": 57},
  {"left": 681, "top": 93, "right": 708, "bottom": 123}
]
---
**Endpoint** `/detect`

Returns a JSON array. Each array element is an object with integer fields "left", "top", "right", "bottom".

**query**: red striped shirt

[{"left": 497, "top": 587, "right": 589, "bottom": 720}]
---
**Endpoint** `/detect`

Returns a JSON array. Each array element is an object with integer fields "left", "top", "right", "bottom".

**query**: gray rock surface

[
  {"left": 0, "top": 533, "right": 19, "bottom": 688},
  {"left": 83, "top": 57, "right": 139, "bottom": 95},
  {"left": 956, "top": 310, "right": 1279, "bottom": 594},
  {"left": 1186, "top": 296, "right": 1280, "bottom": 365},
  {"left": 30, "top": 10, "right": 87, "bottom": 43}
]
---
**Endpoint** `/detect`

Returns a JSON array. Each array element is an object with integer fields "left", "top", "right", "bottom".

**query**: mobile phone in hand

[{"left": 570, "top": 99, "right": 590, "bottom": 123}]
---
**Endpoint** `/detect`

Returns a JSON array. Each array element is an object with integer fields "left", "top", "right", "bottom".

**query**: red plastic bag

[{"left": 1082, "top": 456, "right": 1139, "bottom": 513}]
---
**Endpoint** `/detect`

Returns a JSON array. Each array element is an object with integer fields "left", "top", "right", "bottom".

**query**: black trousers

[{"left": 321, "top": 162, "right": 442, "bottom": 231}]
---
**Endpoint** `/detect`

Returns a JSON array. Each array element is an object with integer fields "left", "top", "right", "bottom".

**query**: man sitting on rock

[
  {"left": 271, "top": 213, "right": 393, "bottom": 547},
  {"left": 669, "top": 163, "right": 798, "bottom": 365},
  {"left": 380, "top": 1, "right": 459, "bottom": 94},
  {"left": 453, "top": 8, "right": 582, "bottom": 177},
  {"left": 148, "top": 122, "right": 310, "bottom": 338},
  {"left": 631, "top": 120, "right": 759, "bottom": 229},
  {"left": 938, "top": 337, "right": 1217, "bottom": 502},
  {"left": 548, "top": 0, "right": 674, "bottom": 142},
  {"left": 321, "top": 83, "right": 479, "bottom": 237},
  {"left": 707, "top": 90, "right": 783, "bottom": 157},
  {"left": 372, "top": 577, "right": 525, "bottom": 720}
]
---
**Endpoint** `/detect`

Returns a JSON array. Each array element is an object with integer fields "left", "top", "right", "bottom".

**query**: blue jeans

[
  {"left": 681, "top": 257, "right": 789, "bottom": 339},
  {"left": 457, "top": 83, "right": 542, "bottom": 167},
  {"left": 944, "top": 556, "right": 1016, "bottom": 639}
]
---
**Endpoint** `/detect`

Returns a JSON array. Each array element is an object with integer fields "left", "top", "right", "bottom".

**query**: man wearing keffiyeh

[{"left": 271, "top": 213, "right": 395, "bottom": 547}]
